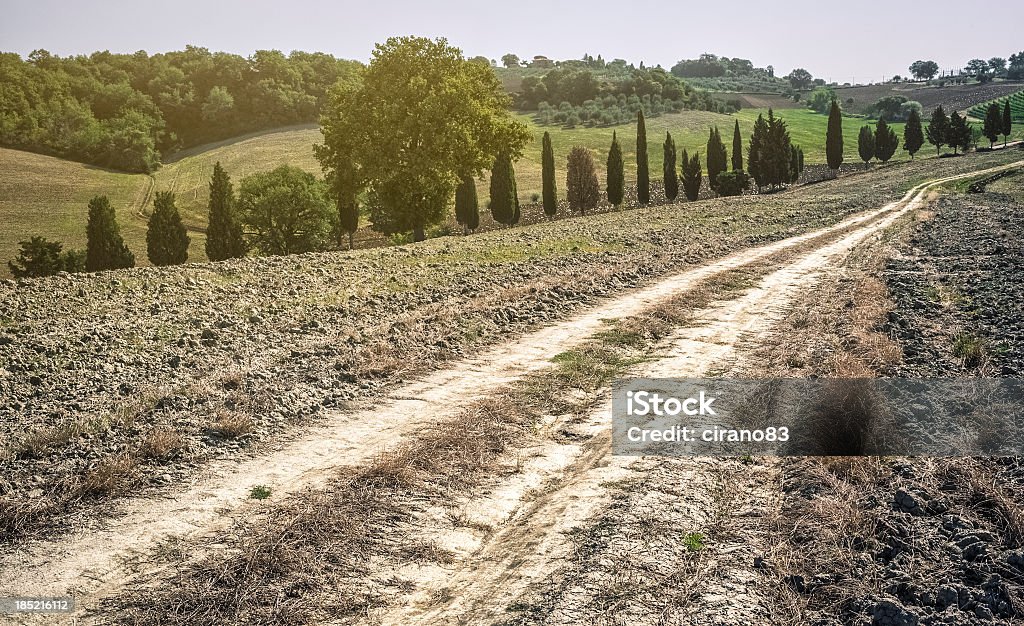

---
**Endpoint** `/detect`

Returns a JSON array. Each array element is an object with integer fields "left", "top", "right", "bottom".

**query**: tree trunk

[{"left": 413, "top": 225, "right": 425, "bottom": 242}]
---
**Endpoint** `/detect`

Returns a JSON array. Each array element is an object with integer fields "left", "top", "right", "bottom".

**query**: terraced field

[{"left": 968, "top": 88, "right": 1024, "bottom": 123}]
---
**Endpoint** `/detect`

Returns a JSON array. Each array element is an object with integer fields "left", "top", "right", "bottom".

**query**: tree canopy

[{"left": 317, "top": 36, "right": 529, "bottom": 241}]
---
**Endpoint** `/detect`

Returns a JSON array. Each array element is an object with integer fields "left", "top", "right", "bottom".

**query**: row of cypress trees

[{"left": 858, "top": 118, "right": 900, "bottom": 163}]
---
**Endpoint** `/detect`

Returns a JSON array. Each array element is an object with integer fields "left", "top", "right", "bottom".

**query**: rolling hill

[{"left": 0, "top": 148, "right": 165, "bottom": 276}]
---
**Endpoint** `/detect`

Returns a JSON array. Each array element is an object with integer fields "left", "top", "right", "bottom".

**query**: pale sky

[{"left": 2, "top": 0, "right": 1020, "bottom": 83}]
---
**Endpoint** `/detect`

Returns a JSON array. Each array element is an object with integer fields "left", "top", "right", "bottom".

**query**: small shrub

[
  {"left": 249, "top": 485, "right": 272, "bottom": 500},
  {"left": 683, "top": 531, "right": 706, "bottom": 552},
  {"left": 716, "top": 170, "right": 750, "bottom": 197}
]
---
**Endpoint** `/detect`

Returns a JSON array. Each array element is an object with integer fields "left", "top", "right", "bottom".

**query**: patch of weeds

[
  {"left": 682, "top": 531, "right": 706, "bottom": 552},
  {"left": 16, "top": 422, "right": 83, "bottom": 459},
  {"left": 80, "top": 454, "right": 138, "bottom": 497},
  {"left": 952, "top": 332, "right": 986, "bottom": 367},
  {"left": 248, "top": 485, "right": 272, "bottom": 500}
]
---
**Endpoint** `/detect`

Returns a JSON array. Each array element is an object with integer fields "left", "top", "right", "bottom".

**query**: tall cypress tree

[
  {"left": 983, "top": 103, "right": 1002, "bottom": 148},
  {"left": 489, "top": 152, "right": 517, "bottom": 226},
  {"left": 903, "top": 109, "right": 924, "bottom": 159},
  {"left": 825, "top": 99, "right": 844, "bottom": 177},
  {"left": 86, "top": 195, "right": 135, "bottom": 272},
  {"left": 926, "top": 105, "right": 950, "bottom": 155},
  {"left": 948, "top": 111, "right": 971, "bottom": 155},
  {"left": 663, "top": 131, "right": 678, "bottom": 201},
  {"left": 732, "top": 120, "right": 743, "bottom": 171},
  {"left": 761, "top": 109, "right": 792, "bottom": 189},
  {"left": 607, "top": 131, "right": 624, "bottom": 207},
  {"left": 748, "top": 113, "right": 768, "bottom": 191},
  {"left": 566, "top": 146, "right": 600, "bottom": 214},
  {"left": 205, "top": 161, "right": 245, "bottom": 260},
  {"left": 705, "top": 127, "right": 726, "bottom": 192},
  {"left": 636, "top": 110, "right": 649, "bottom": 205},
  {"left": 681, "top": 150, "right": 702, "bottom": 201},
  {"left": 541, "top": 131, "right": 557, "bottom": 218},
  {"left": 455, "top": 175, "right": 479, "bottom": 234},
  {"left": 789, "top": 145, "right": 800, "bottom": 183},
  {"left": 1003, "top": 100, "right": 1013, "bottom": 147},
  {"left": 147, "top": 191, "right": 190, "bottom": 266},
  {"left": 874, "top": 118, "right": 898, "bottom": 162}
]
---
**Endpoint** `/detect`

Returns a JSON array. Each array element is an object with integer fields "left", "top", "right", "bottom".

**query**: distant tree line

[{"left": 0, "top": 47, "right": 360, "bottom": 172}]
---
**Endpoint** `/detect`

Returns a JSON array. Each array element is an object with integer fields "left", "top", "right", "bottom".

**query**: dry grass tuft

[
  {"left": 208, "top": 410, "right": 254, "bottom": 439},
  {"left": 80, "top": 454, "right": 139, "bottom": 497},
  {"left": 139, "top": 426, "right": 185, "bottom": 461}
]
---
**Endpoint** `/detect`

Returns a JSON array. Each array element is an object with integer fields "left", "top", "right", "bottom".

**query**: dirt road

[{"left": 2, "top": 162, "right": 1021, "bottom": 624}]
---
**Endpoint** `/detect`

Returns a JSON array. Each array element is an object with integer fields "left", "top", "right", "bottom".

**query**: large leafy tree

[
  {"left": 903, "top": 109, "right": 924, "bottom": 159},
  {"left": 146, "top": 191, "right": 190, "bottom": 266},
  {"left": 909, "top": 60, "right": 939, "bottom": 81},
  {"left": 825, "top": 100, "right": 844, "bottom": 177},
  {"left": 317, "top": 37, "right": 529, "bottom": 241},
  {"left": 636, "top": 110, "right": 649, "bottom": 205},
  {"left": 237, "top": 165, "right": 334, "bottom": 255},
  {"left": 606, "top": 131, "right": 624, "bottom": 208},
  {"left": 86, "top": 196, "right": 135, "bottom": 272},
  {"left": 315, "top": 83, "right": 364, "bottom": 250},
  {"left": 663, "top": 132, "right": 678, "bottom": 201},
  {"left": 541, "top": 131, "right": 557, "bottom": 218},
  {"left": 566, "top": 146, "right": 600, "bottom": 214},
  {"left": 205, "top": 161, "right": 246, "bottom": 260},
  {"left": 926, "top": 106, "right": 950, "bottom": 155}
]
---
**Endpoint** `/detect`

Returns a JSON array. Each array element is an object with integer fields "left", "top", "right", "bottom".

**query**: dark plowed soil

[
  {"left": 886, "top": 182, "right": 1024, "bottom": 377},
  {"left": 783, "top": 178, "right": 1024, "bottom": 626}
]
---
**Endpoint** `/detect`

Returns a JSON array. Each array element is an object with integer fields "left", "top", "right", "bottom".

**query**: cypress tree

[
  {"left": 732, "top": 119, "right": 743, "bottom": 171},
  {"left": 489, "top": 152, "right": 517, "bottom": 226},
  {"left": 983, "top": 103, "right": 1002, "bottom": 148},
  {"left": 874, "top": 118, "right": 898, "bottom": 162},
  {"left": 926, "top": 105, "right": 950, "bottom": 155},
  {"left": 147, "top": 191, "right": 190, "bottom": 266},
  {"left": 1003, "top": 100, "right": 1013, "bottom": 147},
  {"left": 764, "top": 109, "right": 792, "bottom": 189},
  {"left": 607, "top": 131, "right": 624, "bottom": 207},
  {"left": 681, "top": 150, "right": 702, "bottom": 201},
  {"left": 86, "top": 195, "right": 135, "bottom": 272},
  {"left": 706, "top": 127, "right": 727, "bottom": 191},
  {"left": 663, "top": 131, "right": 678, "bottom": 201},
  {"left": 789, "top": 145, "right": 800, "bottom": 183},
  {"left": 798, "top": 147, "right": 805, "bottom": 174},
  {"left": 825, "top": 99, "right": 844, "bottom": 177},
  {"left": 636, "top": 110, "right": 649, "bottom": 205},
  {"left": 748, "top": 113, "right": 767, "bottom": 191},
  {"left": 903, "top": 108, "right": 924, "bottom": 159},
  {"left": 566, "top": 146, "right": 600, "bottom": 214},
  {"left": 205, "top": 162, "right": 245, "bottom": 260},
  {"left": 455, "top": 175, "right": 479, "bottom": 234},
  {"left": 858, "top": 125, "right": 875, "bottom": 163},
  {"left": 948, "top": 111, "right": 971, "bottom": 155},
  {"left": 541, "top": 131, "right": 557, "bottom": 218}
]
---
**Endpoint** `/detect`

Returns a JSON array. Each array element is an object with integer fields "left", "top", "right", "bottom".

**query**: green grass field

[
  {"left": 0, "top": 148, "right": 163, "bottom": 276},
  {"left": 154, "top": 124, "right": 322, "bottom": 228}
]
